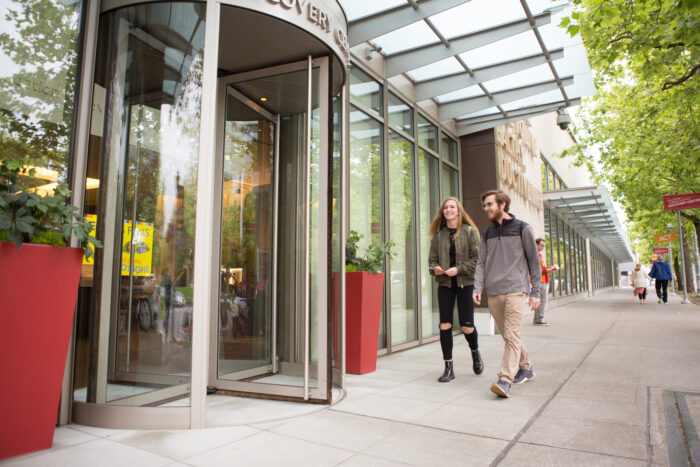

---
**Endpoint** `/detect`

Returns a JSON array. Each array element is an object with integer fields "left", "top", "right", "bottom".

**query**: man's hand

[
  {"left": 473, "top": 292, "right": 481, "bottom": 305},
  {"left": 433, "top": 266, "right": 445, "bottom": 275},
  {"left": 445, "top": 267, "right": 459, "bottom": 277},
  {"left": 529, "top": 296, "right": 541, "bottom": 310}
]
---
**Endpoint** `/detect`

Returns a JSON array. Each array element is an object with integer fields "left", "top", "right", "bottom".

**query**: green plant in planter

[
  {"left": 345, "top": 230, "right": 395, "bottom": 273},
  {"left": 0, "top": 158, "right": 102, "bottom": 258}
]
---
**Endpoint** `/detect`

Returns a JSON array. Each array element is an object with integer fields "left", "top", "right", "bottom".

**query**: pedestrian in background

[
  {"left": 473, "top": 190, "right": 541, "bottom": 398},
  {"left": 428, "top": 197, "right": 483, "bottom": 382},
  {"left": 631, "top": 264, "right": 650, "bottom": 304},
  {"left": 649, "top": 254, "right": 673, "bottom": 304},
  {"left": 534, "top": 238, "right": 558, "bottom": 326}
]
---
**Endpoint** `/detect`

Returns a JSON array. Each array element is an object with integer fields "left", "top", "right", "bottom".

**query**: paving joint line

[
  {"left": 516, "top": 439, "right": 647, "bottom": 462},
  {"left": 489, "top": 308, "right": 625, "bottom": 466}
]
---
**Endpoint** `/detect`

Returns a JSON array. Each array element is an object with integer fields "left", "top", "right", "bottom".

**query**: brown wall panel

[{"left": 460, "top": 129, "right": 498, "bottom": 234}]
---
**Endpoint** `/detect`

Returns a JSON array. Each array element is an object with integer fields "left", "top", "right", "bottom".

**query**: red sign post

[
  {"left": 662, "top": 193, "right": 697, "bottom": 304},
  {"left": 653, "top": 247, "right": 668, "bottom": 255},
  {"left": 663, "top": 193, "right": 700, "bottom": 211}
]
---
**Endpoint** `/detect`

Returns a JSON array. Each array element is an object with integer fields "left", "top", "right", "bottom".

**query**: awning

[
  {"left": 543, "top": 186, "right": 633, "bottom": 263},
  {"left": 338, "top": 0, "right": 595, "bottom": 135}
]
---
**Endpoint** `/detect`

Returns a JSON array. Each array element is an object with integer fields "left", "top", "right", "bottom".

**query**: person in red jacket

[{"left": 534, "top": 238, "right": 558, "bottom": 326}]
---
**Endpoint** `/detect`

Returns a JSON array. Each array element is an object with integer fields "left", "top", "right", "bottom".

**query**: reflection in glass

[
  {"left": 442, "top": 165, "right": 459, "bottom": 199},
  {"left": 418, "top": 149, "right": 440, "bottom": 338},
  {"left": 388, "top": 130, "right": 417, "bottom": 346},
  {"left": 217, "top": 92, "right": 274, "bottom": 378},
  {"left": 349, "top": 65, "right": 382, "bottom": 115},
  {"left": 349, "top": 106, "right": 385, "bottom": 348},
  {"left": 0, "top": 0, "right": 82, "bottom": 183},
  {"left": 76, "top": 2, "right": 205, "bottom": 405},
  {"left": 441, "top": 132, "right": 458, "bottom": 166},
  {"left": 388, "top": 92, "right": 413, "bottom": 135},
  {"left": 417, "top": 115, "right": 438, "bottom": 152}
]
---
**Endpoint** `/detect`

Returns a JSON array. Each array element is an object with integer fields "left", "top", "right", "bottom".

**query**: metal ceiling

[
  {"left": 543, "top": 186, "right": 633, "bottom": 263},
  {"left": 338, "top": 0, "right": 595, "bottom": 136}
]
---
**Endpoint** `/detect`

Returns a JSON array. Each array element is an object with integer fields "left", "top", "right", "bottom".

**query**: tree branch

[{"left": 662, "top": 64, "right": 700, "bottom": 91}]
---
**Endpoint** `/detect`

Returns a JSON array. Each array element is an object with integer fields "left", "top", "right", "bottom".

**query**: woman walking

[
  {"left": 631, "top": 264, "right": 650, "bottom": 304},
  {"left": 428, "top": 197, "right": 483, "bottom": 382}
]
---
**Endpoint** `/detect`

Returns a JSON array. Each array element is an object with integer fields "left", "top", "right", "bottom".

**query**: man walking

[
  {"left": 473, "top": 190, "right": 541, "bottom": 398},
  {"left": 649, "top": 255, "right": 673, "bottom": 304},
  {"left": 534, "top": 238, "right": 558, "bottom": 326}
]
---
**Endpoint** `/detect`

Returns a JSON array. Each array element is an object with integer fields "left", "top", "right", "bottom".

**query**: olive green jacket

[{"left": 428, "top": 225, "right": 480, "bottom": 288}]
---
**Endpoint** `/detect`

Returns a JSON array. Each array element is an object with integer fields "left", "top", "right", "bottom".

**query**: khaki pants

[{"left": 488, "top": 292, "right": 531, "bottom": 383}]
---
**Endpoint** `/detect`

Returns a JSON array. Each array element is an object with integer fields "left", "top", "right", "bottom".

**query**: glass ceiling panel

[
  {"left": 406, "top": 57, "right": 464, "bottom": 82},
  {"left": 372, "top": 21, "right": 439, "bottom": 55},
  {"left": 563, "top": 78, "right": 596, "bottom": 99},
  {"left": 554, "top": 44, "right": 592, "bottom": 76},
  {"left": 337, "top": 0, "right": 408, "bottom": 22},
  {"left": 459, "top": 30, "right": 541, "bottom": 69},
  {"left": 428, "top": 0, "right": 525, "bottom": 39},
  {"left": 525, "top": 0, "right": 570, "bottom": 15},
  {"left": 500, "top": 90, "right": 565, "bottom": 111},
  {"left": 457, "top": 106, "right": 501, "bottom": 120},
  {"left": 538, "top": 8, "right": 579, "bottom": 50},
  {"left": 481, "top": 64, "right": 554, "bottom": 93},
  {"left": 435, "top": 85, "right": 483, "bottom": 103}
]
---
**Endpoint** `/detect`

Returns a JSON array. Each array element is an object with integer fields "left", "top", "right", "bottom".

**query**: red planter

[
  {"left": 0, "top": 242, "right": 83, "bottom": 460},
  {"left": 344, "top": 271, "right": 384, "bottom": 375}
]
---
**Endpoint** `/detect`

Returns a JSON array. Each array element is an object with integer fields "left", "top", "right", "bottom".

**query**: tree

[{"left": 561, "top": 0, "right": 700, "bottom": 289}]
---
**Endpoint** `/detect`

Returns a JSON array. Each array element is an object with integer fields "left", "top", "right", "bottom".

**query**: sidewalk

[{"left": 3, "top": 288, "right": 699, "bottom": 466}]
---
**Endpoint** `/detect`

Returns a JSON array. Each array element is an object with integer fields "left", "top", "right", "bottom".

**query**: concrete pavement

[{"left": 3, "top": 288, "right": 699, "bottom": 466}]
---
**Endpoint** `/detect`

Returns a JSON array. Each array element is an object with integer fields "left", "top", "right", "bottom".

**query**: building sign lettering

[
  {"left": 495, "top": 123, "right": 542, "bottom": 209},
  {"left": 267, "top": 0, "right": 349, "bottom": 58}
]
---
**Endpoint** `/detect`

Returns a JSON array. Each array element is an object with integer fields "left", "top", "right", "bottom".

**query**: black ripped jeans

[{"left": 438, "top": 283, "right": 478, "bottom": 360}]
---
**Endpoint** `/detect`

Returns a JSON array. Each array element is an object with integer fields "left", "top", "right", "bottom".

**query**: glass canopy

[{"left": 338, "top": 0, "right": 595, "bottom": 135}]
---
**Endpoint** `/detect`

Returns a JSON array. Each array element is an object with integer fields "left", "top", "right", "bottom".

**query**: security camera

[{"left": 556, "top": 109, "right": 571, "bottom": 131}]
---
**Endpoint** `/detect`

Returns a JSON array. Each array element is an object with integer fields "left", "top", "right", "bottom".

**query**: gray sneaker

[
  {"left": 513, "top": 367, "right": 535, "bottom": 384},
  {"left": 490, "top": 378, "right": 511, "bottom": 398},
  {"left": 534, "top": 320, "right": 549, "bottom": 326}
]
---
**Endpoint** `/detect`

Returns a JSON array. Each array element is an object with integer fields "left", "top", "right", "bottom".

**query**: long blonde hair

[{"left": 429, "top": 197, "right": 479, "bottom": 238}]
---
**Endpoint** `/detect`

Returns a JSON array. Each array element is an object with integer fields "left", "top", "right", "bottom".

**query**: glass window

[
  {"left": 76, "top": 2, "right": 206, "bottom": 404},
  {"left": 349, "top": 107, "right": 385, "bottom": 348},
  {"left": 541, "top": 160, "right": 548, "bottom": 191},
  {"left": 441, "top": 132, "right": 459, "bottom": 166},
  {"left": 387, "top": 130, "right": 417, "bottom": 346},
  {"left": 349, "top": 107, "right": 384, "bottom": 250},
  {"left": 417, "top": 149, "right": 440, "bottom": 338},
  {"left": 349, "top": 65, "right": 383, "bottom": 115},
  {"left": 442, "top": 165, "right": 459, "bottom": 199},
  {"left": 0, "top": 0, "right": 82, "bottom": 186},
  {"left": 388, "top": 92, "right": 413, "bottom": 135},
  {"left": 417, "top": 115, "right": 438, "bottom": 152}
]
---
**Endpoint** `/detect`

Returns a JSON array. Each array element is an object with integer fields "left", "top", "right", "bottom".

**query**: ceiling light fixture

[{"left": 259, "top": 97, "right": 268, "bottom": 102}]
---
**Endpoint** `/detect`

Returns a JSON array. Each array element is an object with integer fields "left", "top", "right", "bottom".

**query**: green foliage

[
  {"left": 345, "top": 230, "right": 395, "bottom": 274},
  {"left": 559, "top": 0, "right": 700, "bottom": 257},
  {"left": 0, "top": 158, "right": 102, "bottom": 257}
]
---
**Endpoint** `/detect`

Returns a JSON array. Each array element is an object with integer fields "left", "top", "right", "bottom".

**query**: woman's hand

[{"left": 445, "top": 267, "right": 459, "bottom": 277}]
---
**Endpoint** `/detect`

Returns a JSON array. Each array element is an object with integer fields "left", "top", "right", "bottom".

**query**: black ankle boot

[
  {"left": 438, "top": 361, "right": 455, "bottom": 382},
  {"left": 471, "top": 349, "right": 484, "bottom": 375}
]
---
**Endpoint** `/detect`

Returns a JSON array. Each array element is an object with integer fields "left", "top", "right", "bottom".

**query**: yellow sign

[
  {"left": 81, "top": 216, "right": 154, "bottom": 277},
  {"left": 82, "top": 214, "right": 98, "bottom": 265},
  {"left": 122, "top": 221, "right": 154, "bottom": 276},
  {"left": 654, "top": 233, "right": 678, "bottom": 243}
]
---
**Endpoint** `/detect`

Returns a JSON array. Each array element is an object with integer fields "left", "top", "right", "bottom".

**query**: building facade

[{"left": 1, "top": 0, "right": 629, "bottom": 430}]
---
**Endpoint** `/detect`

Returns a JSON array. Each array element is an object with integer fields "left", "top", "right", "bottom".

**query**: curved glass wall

[{"left": 74, "top": 2, "right": 205, "bottom": 406}]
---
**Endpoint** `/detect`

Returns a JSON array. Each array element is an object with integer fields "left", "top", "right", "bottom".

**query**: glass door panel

[
  {"left": 212, "top": 58, "right": 330, "bottom": 401},
  {"left": 217, "top": 90, "right": 275, "bottom": 380}
]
